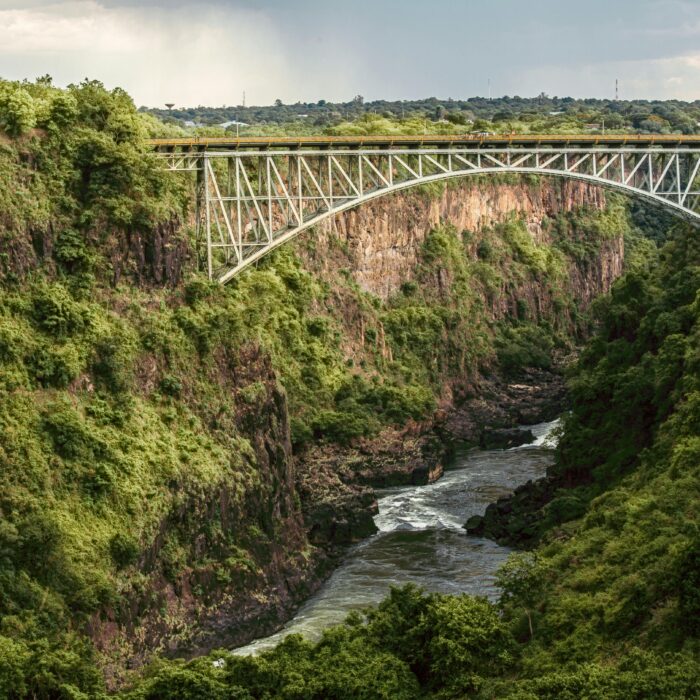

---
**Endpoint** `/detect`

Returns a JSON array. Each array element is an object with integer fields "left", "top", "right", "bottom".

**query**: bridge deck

[{"left": 147, "top": 134, "right": 700, "bottom": 151}]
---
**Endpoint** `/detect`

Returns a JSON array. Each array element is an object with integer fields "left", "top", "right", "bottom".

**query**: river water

[{"left": 235, "top": 419, "right": 559, "bottom": 655}]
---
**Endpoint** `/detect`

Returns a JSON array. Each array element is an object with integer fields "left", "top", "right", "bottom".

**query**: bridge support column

[
  {"left": 194, "top": 158, "right": 206, "bottom": 275},
  {"left": 203, "top": 155, "right": 213, "bottom": 279}
]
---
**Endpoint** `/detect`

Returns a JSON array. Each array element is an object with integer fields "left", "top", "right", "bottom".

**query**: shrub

[
  {"left": 0, "top": 636, "right": 30, "bottom": 698},
  {"left": 159, "top": 375, "right": 182, "bottom": 397},
  {"left": 42, "top": 399, "right": 95, "bottom": 461},
  {"left": 54, "top": 229, "right": 93, "bottom": 273},
  {"left": 290, "top": 416, "right": 313, "bottom": 448},
  {"left": 545, "top": 495, "right": 588, "bottom": 525},
  {"left": 677, "top": 536, "right": 700, "bottom": 635},
  {"left": 312, "top": 409, "right": 375, "bottom": 444},
  {"left": 32, "top": 284, "right": 86, "bottom": 337},
  {"left": 109, "top": 532, "right": 140, "bottom": 570},
  {"left": 496, "top": 323, "right": 555, "bottom": 374},
  {"left": 91, "top": 333, "right": 134, "bottom": 393},
  {"left": 134, "top": 666, "right": 237, "bottom": 700},
  {"left": 31, "top": 342, "right": 82, "bottom": 387},
  {"left": 476, "top": 238, "right": 495, "bottom": 261}
]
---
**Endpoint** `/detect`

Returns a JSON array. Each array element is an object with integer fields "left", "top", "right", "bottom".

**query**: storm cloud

[{"left": 0, "top": 0, "right": 698, "bottom": 107}]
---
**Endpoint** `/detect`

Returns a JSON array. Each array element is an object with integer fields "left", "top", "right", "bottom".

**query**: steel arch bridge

[{"left": 148, "top": 135, "right": 700, "bottom": 283}]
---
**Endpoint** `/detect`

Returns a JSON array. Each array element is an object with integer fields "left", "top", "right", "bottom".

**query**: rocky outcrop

[
  {"left": 89, "top": 344, "right": 325, "bottom": 687},
  {"left": 463, "top": 464, "right": 591, "bottom": 548},
  {"left": 481, "top": 428, "right": 535, "bottom": 450},
  {"left": 296, "top": 459, "right": 379, "bottom": 549},
  {"left": 299, "top": 424, "right": 447, "bottom": 492},
  {"left": 444, "top": 367, "right": 568, "bottom": 444},
  {"left": 108, "top": 217, "right": 190, "bottom": 287},
  {"left": 308, "top": 178, "right": 611, "bottom": 299}
]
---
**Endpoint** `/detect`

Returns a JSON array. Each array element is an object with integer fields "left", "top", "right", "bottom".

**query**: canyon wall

[
  {"left": 306, "top": 178, "right": 618, "bottom": 300},
  {"left": 13, "top": 175, "right": 629, "bottom": 687}
]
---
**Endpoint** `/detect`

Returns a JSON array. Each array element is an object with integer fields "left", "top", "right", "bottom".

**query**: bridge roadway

[
  {"left": 148, "top": 134, "right": 700, "bottom": 282},
  {"left": 147, "top": 133, "right": 700, "bottom": 152}
]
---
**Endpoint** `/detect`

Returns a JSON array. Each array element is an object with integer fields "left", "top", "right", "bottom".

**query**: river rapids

[{"left": 235, "top": 419, "right": 559, "bottom": 655}]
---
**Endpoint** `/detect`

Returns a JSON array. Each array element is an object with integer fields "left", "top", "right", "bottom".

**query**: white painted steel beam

[{"left": 156, "top": 146, "right": 700, "bottom": 283}]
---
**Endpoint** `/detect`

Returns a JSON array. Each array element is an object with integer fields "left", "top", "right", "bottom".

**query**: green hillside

[{"left": 0, "top": 77, "right": 696, "bottom": 698}]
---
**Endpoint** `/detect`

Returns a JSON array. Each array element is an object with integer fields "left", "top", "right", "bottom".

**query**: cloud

[
  {"left": 0, "top": 1, "right": 367, "bottom": 106},
  {"left": 504, "top": 51, "right": 700, "bottom": 101},
  {"left": 0, "top": 0, "right": 698, "bottom": 105}
]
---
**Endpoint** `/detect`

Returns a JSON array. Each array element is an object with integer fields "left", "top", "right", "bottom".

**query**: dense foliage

[
  {"left": 143, "top": 95, "right": 700, "bottom": 138},
  {"left": 118, "top": 224, "right": 700, "bottom": 699},
  {"left": 0, "top": 76, "right": 693, "bottom": 697}
]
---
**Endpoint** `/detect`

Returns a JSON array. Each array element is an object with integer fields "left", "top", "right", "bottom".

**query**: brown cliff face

[
  {"left": 89, "top": 344, "right": 324, "bottom": 688},
  {"left": 292, "top": 177, "right": 626, "bottom": 487},
  {"left": 305, "top": 177, "right": 616, "bottom": 301},
  {"left": 107, "top": 218, "right": 190, "bottom": 287}
]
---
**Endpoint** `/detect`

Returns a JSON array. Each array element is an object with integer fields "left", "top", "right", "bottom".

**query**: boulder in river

[{"left": 480, "top": 428, "right": 535, "bottom": 450}]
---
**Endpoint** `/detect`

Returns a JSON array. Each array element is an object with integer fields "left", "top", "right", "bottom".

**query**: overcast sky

[{"left": 0, "top": 0, "right": 699, "bottom": 107}]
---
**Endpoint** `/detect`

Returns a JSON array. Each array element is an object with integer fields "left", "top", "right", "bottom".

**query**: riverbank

[
  {"left": 234, "top": 418, "right": 560, "bottom": 655},
  {"left": 226, "top": 366, "right": 569, "bottom": 654},
  {"left": 294, "top": 363, "right": 568, "bottom": 544}
]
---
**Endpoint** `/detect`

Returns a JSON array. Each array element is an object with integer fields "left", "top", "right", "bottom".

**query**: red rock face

[{"left": 309, "top": 178, "right": 613, "bottom": 300}]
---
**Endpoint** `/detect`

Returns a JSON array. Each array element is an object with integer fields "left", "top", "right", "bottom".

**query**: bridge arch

[{"left": 153, "top": 141, "right": 700, "bottom": 283}]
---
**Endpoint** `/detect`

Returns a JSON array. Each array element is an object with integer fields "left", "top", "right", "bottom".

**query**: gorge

[{"left": 0, "top": 79, "right": 697, "bottom": 699}]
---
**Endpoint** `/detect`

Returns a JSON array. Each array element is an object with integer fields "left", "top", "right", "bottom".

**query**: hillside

[
  {"left": 0, "top": 78, "right": 684, "bottom": 697},
  {"left": 118, "top": 224, "right": 700, "bottom": 700}
]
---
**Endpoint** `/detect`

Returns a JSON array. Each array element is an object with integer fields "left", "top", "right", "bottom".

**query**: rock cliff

[
  {"left": 307, "top": 177, "right": 615, "bottom": 300},
  {"left": 87, "top": 344, "right": 328, "bottom": 687},
  {"left": 291, "top": 178, "right": 625, "bottom": 491}
]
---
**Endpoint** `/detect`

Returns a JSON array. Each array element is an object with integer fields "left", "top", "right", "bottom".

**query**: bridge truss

[{"left": 157, "top": 145, "right": 700, "bottom": 283}]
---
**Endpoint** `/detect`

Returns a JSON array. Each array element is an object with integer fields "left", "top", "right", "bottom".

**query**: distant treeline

[{"left": 142, "top": 95, "right": 700, "bottom": 135}]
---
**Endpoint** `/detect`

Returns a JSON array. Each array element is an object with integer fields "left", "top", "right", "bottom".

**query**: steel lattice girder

[{"left": 156, "top": 147, "right": 700, "bottom": 283}]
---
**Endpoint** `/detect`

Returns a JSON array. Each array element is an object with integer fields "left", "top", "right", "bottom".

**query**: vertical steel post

[
  {"left": 204, "top": 155, "right": 213, "bottom": 279},
  {"left": 235, "top": 157, "right": 243, "bottom": 264},
  {"left": 297, "top": 156, "right": 303, "bottom": 223},
  {"left": 267, "top": 156, "right": 273, "bottom": 241},
  {"left": 195, "top": 155, "right": 205, "bottom": 272}
]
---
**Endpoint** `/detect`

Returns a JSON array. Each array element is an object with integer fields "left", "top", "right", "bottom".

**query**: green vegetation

[
  {"left": 0, "top": 76, "right": 690, "bottom": 697},
  {"left": 119, "top": 223, "right": 700, "bottom": 699},
  {"left": 143, "top": 95, "right": 700, "bottom": 137}
]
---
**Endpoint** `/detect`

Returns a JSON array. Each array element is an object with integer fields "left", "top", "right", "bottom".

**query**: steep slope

[
  {"left": 0, "top": 78, "right": 639, "bottom": 694},
  {"left": 119, "top": 225, "right": 700, "bottom": 700}
]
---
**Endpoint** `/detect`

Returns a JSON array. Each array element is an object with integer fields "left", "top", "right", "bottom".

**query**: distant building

[{"left": 219, "top": 120, "right": 250, "bottom": 128}]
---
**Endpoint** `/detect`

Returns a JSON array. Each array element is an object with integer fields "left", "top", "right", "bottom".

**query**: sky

[{"left": 0, "top": 0, "right": 699, "bottom": 107}]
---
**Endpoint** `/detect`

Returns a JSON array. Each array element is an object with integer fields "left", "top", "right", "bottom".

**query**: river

[{"left": 234, "top": 419, "right": 559, "bottom": 655}]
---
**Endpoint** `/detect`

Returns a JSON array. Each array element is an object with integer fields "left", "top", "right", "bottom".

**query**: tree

[
  {"left": 0, "top": 83, "right": 37, "bottom": 136},
  {"left": 496, "top": 553, "right": 549, "bottom": 639}
]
